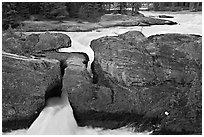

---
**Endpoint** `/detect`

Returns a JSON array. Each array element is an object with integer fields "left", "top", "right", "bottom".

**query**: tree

[
  {"left": 106, "top": 2, "right": 113, "bottom": 12},
  {"left": 2, "top": 2, "right": 20, "bottom": 30},
  {"left": 153, "top": 2, "right": 160, "bottom": 11},
  {"left": 117, "top": 2, "right": 127, "bottom": 14},
  {"left": 78, "top": 3, "right": 105, "bottom": 22},
  {"left": 66, "top": 2, "right": 84, "bottom": 18},
  {"left": 38, "top": 2, "right": 69, "bottom": 21},
  {"left": 189, "top": 2, "right": 200, "bottom": 11},
  {"left": 29, "top": 2, "right": 41, "bottom": 14},
  {"left": 15, "top": 2, "right": 30, "bottom": 19},
  {"left": 39, "top": 3, "right": 56, "bottom": 18},
  {"left": 130, "top": 2, "right": 141, "bottom": 16},
  {"left": 50, "top": 3, "right": 69, "bottom": 22}
]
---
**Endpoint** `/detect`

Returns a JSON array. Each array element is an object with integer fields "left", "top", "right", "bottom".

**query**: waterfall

[
  {"left": 26, "top": 90, "right": 152, "bottom": 135},
  {"left": 27, "top": 91, "right": 80, "bottom": 135},
  {"left": 27, "top": 91, "right": 100, "bottom": 135}
]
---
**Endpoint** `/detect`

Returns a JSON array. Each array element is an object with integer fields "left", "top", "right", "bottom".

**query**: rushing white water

[
  {"left": 27, "top": 91, "right": 79, "bottom": 135},
  {"left": 5, "top": 90, "right": 152, "bottom": 135},
  {"left": 4, "top": 11, "right": 202, "bottom": 135}
]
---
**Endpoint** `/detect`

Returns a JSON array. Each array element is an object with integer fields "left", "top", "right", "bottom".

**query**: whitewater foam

[{"left": 4, "top": 91, "right": 152, "bottom": 135}]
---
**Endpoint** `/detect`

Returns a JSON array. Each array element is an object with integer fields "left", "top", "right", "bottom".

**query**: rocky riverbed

[{"left": 2, "top": 29, "right": 201, "bottom": 134}]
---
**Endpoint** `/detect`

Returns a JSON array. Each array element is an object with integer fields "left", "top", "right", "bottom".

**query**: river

[{"left": 3, "top": 11, "right": 202, "bottom": 135}]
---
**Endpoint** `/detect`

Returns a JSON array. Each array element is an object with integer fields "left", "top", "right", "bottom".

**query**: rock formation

[
  {"left": 2, "top": 31, "right": 202, "bottom": 135},
  {"left": 2, "top": 32, "right": 79, "bottom": 132},
  {"left": 65, "top": 31, "right": 202, "bottom": 134},
  {"left": 2, "top": 53, "right": 61, "bottom": 132},
  {"left": 88, "top": 31, "right": 202, "bottom": 134},
  {"left": 2, "top": 32, "right": 71, "bottom": 56}
]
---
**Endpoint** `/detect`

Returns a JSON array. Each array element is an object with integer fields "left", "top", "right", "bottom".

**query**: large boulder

[
  {"left": 2, "top": 32, "right": 71, "bottom": 56},
  {"left": 2, "top": 53, "right": 62, "bottom": 132},
  {"left": 34, "top": 32, "right": 71, "bottom": 52},
  {"left": 87, "top": 31, "right": 201, "bottom": 134}
]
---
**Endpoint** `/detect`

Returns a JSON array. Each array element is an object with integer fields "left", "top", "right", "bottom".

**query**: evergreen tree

[
  {"left": 39, "top": 2, "right": 55, "bottom": 18},
  {"left": 118, "top": 2, "right": 127, "bottom": 14},
  {"left": 29, "top": 2, "right": 41, "bottom": 14},
  {"left": 15, "top": 2, "right": 30, "bottom": 19},
  {"left": 66, "top": 2, "right": 84, "bottom": 18},
  {"left": 130, "top": 2, "right": 141, "bottom": 16},
  {"left": 50, "top": 3, "right": 69, "bottom": 22},
  {"left": 2, "top": 2, "right": 19, "bottom": 30},
  {"left": 78, "top": 3, "right": 105, "bottom": 22},
  {"left": 153, "top": 2, "right": 160, "bottom": 11},
  {"left": 38, "top": 2, "right": 69, "bottom": 20}
]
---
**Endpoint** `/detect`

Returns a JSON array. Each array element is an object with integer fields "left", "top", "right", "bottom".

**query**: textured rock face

[
  {"left": 2, "top": 53, "right": 62, "bottom": 132},
  {"left": 41, "top": 51, "right": 89, "bottom": 66},
  {"left": 61, "top": 53, "right": 94, "bottom": 112},
  {"left": 88, "top": 31, "right": 201, "bottom": 134},
  {"left": 34, "top": 32, "right": 71, "bottom": 52},
  {"left": 61, "top": 52, "right": 118, "bottom": 128},
  {"left": 2, "top": 32, "right": 71, "bottom": 56}
]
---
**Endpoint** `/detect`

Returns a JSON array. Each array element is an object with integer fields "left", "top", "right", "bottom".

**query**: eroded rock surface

[{"left": 65, "top": 31, "right": 201, "bottom": 134}]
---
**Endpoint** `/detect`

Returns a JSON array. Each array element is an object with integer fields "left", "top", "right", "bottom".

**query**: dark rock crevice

[
  {"left": 59, "top": 59, "right": 68, "bottom": 77},
  {"left": 73, "top": 110, "right": 163, "bottom": 133},
  {"left": 44, "top": 82, "right": 63, "bottom": 102}
]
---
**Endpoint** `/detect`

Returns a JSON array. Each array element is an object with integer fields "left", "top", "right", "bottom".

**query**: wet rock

[
  {"left": 89, "top": 31, "right": 201, "bottom": 134},
  {"left": 2, "top": 32, "right": 71, "bottom": 56},
  {"left": 2, "top": 53, "right": 62, "bottom": 132},
  {"left": 158, "top": 15, "right": 174, "bottom": 18}
]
